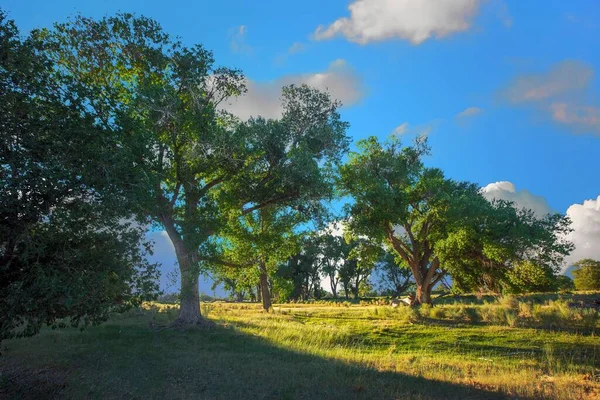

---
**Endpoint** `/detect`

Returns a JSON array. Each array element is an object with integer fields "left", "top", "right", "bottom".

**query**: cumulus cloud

[
  {"left": 456, "top": 106, "right": 483, "bottom": 119},
  {"left": 564, "top": 196, "right": 600, "bottom": 266},
  {"left": 313, "top": 0, "right": 482, "bottom": 45},
  {"left": 222, "top": 59, "right": 364, "bottom": 120},
  {"left": 481, "top": 181, "right": 552, "bottom": 217},
  {"left": 500, "top": 60, "right": 600, "bottom": 135}
]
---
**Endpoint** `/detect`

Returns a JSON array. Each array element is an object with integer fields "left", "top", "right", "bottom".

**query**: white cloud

[
  {"left": 564, "top": 196, "right": 600, "bottom": 267},
  {"left": 481, "top": 181, "right": 552, "bottom": 217},
  {"left": 501, "top": 60, "right": 600, "bottom": 135},
  {"left": 456, "top": 106, "right": 483, "bottom": 119},
  {"left": 313, "top": 0, "right": 482, "bottom": 45},
  {"left": 222, "top": 59, "right": 364, "bottom": 120},
  {"left": 229, "top": 25, "right": 253, "bottom": 54}
]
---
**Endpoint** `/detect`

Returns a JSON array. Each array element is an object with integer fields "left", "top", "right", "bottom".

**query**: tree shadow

[{"left": 0, "top": 314, "right": 518, "bottom": 400}]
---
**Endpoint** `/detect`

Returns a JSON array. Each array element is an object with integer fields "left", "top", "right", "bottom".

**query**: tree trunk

[
  {"left": 257, "top": 283, "right": 262, "bottom": 303},
  {"left": 177, "top": 256, "right": 202, "bottom": 323},
  {"left": 160, "top": 213, "right": 204, "bottom": 325},
  {"left": 259, "top": 263, "right": 271, "bottom": 312},
  {"left": 414, "top": 280, "right": 432, "bottom": 305},
  {"left": 330, "top": 277, "right": 338, "bottom": 298}
]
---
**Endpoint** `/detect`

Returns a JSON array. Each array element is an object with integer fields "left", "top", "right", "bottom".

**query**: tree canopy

[
  {"left": 35, "top": 13, "right": 350, "bottom": 323},
  {"left": 339, "top": 136, "right": 573, "bottom": 304},
  {"left": 0, "top": 11, "right": 159, "bottom": 340}
]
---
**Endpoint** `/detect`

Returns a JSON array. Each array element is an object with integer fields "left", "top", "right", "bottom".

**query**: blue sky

[{"left": 6, "top": 0, "right": 600, "bottom": 294}]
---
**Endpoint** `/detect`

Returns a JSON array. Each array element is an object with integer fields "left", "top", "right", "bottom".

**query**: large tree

[
  {"left": 40, "top": 14, "right": 349, "bottom": 324},
  {"left": 340, "top": 136, "right": 573, "bottom": 304},
  {"left": 0, "top": 12, "right": 159, "bottom": 341}
]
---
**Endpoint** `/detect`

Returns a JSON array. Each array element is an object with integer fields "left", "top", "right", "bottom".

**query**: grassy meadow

[{"left": 1, "top": 293, "right": 599, "bottom": 400}]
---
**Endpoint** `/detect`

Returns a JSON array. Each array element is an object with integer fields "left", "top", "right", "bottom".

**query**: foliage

[
  {"left": 37, "top": 13, "right": 350, "bottom": 321},
  {"left": 0, "top": 11, "right": 159, "bottom": 341},
  {"left": 505, "top": 260, "right": 560, "bottom": 293},
  {"left": 572, "top": 259, "right": 600, "bottom": 290},
  {"left": 339, "top": 135, "right": 574, "bottom": 304}
]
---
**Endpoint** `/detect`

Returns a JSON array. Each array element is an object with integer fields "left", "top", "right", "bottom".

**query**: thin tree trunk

[
  {"left": 259, "top": 262, "right": 271, "bottom": 312},
  {"left": 330, "top": 276, "right": 338, "bottom": 298},
  {"left": 257, "top": 283, "right": 262, "bottom": 303}
]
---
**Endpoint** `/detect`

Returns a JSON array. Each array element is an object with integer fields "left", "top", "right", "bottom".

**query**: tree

[
  {"left": 0, "top": 12, "right": 159, "bottom": 341},
  {"left": 376, "top": 252, "right": 413, "bottom": 296},
  {"left": 318, "top": 235, "right": 344, "bottom": 298},
  {"left": 337, "top": 237, "right": 379, "bottom": 298},
  {"left": 505, "top": 260, "right": 560, "bottom": 293},
  {"left": 572, "top": 259, "right": 600, "bottom": 290},
  {"left": 219, "top": 207, "right": 303, "bottom": 311},
  {"left": 40, "top": 14, "right": 349, "bottom": 324},
  {"left": 278, "top": 235, "right": 324, "bottom": 301},
  {"left": 340, "top": 136, "right": 573, "bottom": 304},
  {"left": 556, "top": 275, "right": 575, "bottom": 292}
]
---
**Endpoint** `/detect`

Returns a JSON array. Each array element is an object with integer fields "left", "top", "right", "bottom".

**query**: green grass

[{"left": 1, "top": 293, "right": 599, "bottom": 399}]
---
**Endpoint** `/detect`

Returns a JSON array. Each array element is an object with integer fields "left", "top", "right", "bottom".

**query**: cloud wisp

[
  {"left": 500, "top": 60, "right": 600, "bottom": 135},
  {"left": 229, "top": 25, "right": 253, "bottom": 54},
  {"left": 456, "top": 106, "right": 483, "bottom": 119}
]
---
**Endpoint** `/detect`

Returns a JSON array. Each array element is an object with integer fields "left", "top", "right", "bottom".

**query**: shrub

[{"left": 429, "top": 307, "right": 447, "bottom": 319}]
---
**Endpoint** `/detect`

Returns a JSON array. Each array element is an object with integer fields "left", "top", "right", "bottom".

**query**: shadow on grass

[
  {"left": 230, "top": 317, "right": 600, "bottom": 372},
  {"left": 0, "top": 313, "right": 515, "bottom": 400}
]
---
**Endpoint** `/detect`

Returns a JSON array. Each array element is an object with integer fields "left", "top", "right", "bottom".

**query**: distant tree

[
  {"left": 505, "top": 261, "right": 560, "bottom": 293},
  {"left": 572, "top": 259, "right": 600, "bottom": 290},
  {"left": 340, "top": 136, "right": 573, "bottom": 304},
  {"left": 376, "top": 252, "right": 414, "bottom": 297},
  {"left": 338, "top": 238, "right": 380, "bottom": 298},
  {"left": 219, "top": 207, "right": 304, "bottom": 311},
  {"left": 318, "top": 235, "right": 344, "bottom": 298},
  {"left": 556, "top": 275, "right": 575, "bottom": 292},
  {"left": 0, "top": 12, "right": 159, "bottom": 341},
  {"left": 40, "top": 14, "right": 349, "bottom": 324},
  {"left": 278, "top": 236, "right": 324, "bottom": 302}
]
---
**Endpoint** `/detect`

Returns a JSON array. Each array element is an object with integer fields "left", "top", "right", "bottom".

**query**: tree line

[{"left": 2, "top": 12, "right": 596, "bottom": 339}]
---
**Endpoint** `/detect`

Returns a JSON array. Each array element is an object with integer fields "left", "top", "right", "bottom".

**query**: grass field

[{"left": 1, "top": 293, "right": 599, "bottom": 399}]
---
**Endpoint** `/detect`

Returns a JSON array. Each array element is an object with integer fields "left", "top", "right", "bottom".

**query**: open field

[{"left": 1, "top": 293, "right": 599, "bottom": 400}]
